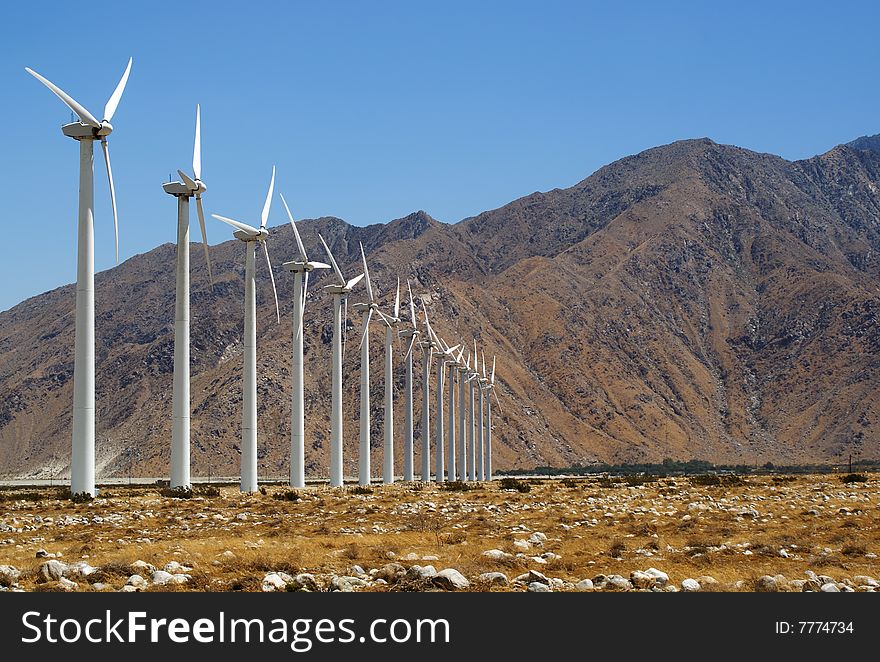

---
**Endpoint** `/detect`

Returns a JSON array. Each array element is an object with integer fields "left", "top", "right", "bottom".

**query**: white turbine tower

[
  {"left": 377, "top": 279, "right": 401, "bottom": 484},
  {"left": 446, "top": 345, "right": 459, "bottom": 481},
  {"left": 211, "top": 167, "right": 281, "bottom": 493},
  {"left": 26, "top": 58, "right": 133, "bottom": 497},
  {"left": 319, "top": 234, "right": 364, "bottom": 487},
  {"left": 280, "top": 195, "right": 330, "bottom": 488},
  {"left": 163, "top": 105, "right": 214, "bottom": 491},
  {"left": 399, "top": 281, "right": 421, "bottom": 481},
  {"left": 476, "top": 347, "right": 487, "bottom": 481}
]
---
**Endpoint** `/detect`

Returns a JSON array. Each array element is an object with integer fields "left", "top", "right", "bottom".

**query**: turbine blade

[
  {"left": 342, "top": 297, "right": 348, "bottom": 360},
  {"left": 407, "top": 279, "right": 417, "bottom": 327},
  {"left": 375, "top": 309, "right": 394, "bottom": 326},
  {"left": 195, "top": 196, "right": 213, "bottom": 290},
  {"left": 404, "top": 334, "right": 417, "bottom": 360},
  {"left": 178, "top": 169, "right": 198, "bottom": 190},
  {"left": 393, "top": 277, "right": 400, "bottom": 319},
  {"left": 260, "top": 166, "right": 275, "bottom": 229},
  {"left": 193, "top": 104, "right": 201, "bottom": 181},
  {"left": 346, "top": 273, "right": 364, "bottom": 290},
  {"left": 301, "top": 269, "right": 309, "bottom": 318},
  {"left": 492, "top": 388, "right": 503, "bottom": 413},
  {"left": 421, "top": 301, "right": 433, "bottom": 337},
  {"left": 212, "top": 214, "right": 260, "bottom": 236},
  {"left": 100, "top": 139, "right": 119, "bottom": 264},
  {"left": 359, "top": 307, "right": 373, "bottom": 350},
  {"left": 279, "top": 193, "right": 308, "bottom": 261},
  {"left": 318, "top": 234, "right": 345, "bottom": 285},
  {"left": 103, "top": 57, "right": 132, "bottom": 122},
  {"left": 482, "top": 351, "right": 487, "bottom": 377},
  {"left": 491, "top": 355, "right": 496, "bottom": 384},
  {"left": 359, "top": 242, "right": 374, "bottom": 303},
  {"left": 308, "top": 261, "right": 331, "bottom": 270},
  {"left": 447, "top": 343, "right": 460, "bottom": 355},
  {"left": 25, "top": 67, "right": 100, "bottom": 128},
  {"left": 262, "top": 241, "right": 280, "bottom": 324}
]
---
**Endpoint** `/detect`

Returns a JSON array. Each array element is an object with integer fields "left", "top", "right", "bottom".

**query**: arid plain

[{"left": 0, "top": 473, "right": 877, "bottom": 593}]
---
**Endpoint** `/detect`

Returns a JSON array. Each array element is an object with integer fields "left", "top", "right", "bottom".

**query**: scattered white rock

[
  {"left": 527, "top": 581, "right": 551, "bottom": 592},
  {"left": 37, "top": 560, "right": 68, "bottom": 583},
  {"left": 126, "top": 574, "right": 147, "bottom": 588},
  {"left": 57, "top": 577, "right": 78, "bottom": 591},
  {"left": 261, "top": 572, "right": 288, "bottom": 592},
  {"left": 820, "top": 583, "right": 840, "bottom": 593},
  {"left": 482, "top": 549, "right": 512, "bottom": 561},
  {"left": 406, "top": 565, "right": 438, "bottom": 581},
  {"left": 433, "top": 568, "right": 469, "bottom": 590},
  {"left": 575, "top": 579, "right": 594, "bottom": 591},
  {"left": 478, "top": 572, "right": 509, "bottom": 587},
  {"left": 680, "top": 578, "right": 701, "bottom": 592}
]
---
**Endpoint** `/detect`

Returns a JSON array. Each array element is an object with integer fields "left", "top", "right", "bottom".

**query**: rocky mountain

[{"left": 3, "top": 135, "right": 880, "bottom": 479}]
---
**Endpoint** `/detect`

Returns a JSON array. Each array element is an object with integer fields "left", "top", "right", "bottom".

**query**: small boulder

[
  {"left": 606, "top": 575, "right": 632, "bottom": 591},
  {"left": 330, "top": 576, "right": 354, "bottom": 592},
  {"left": 164, "top": 561, "right": 192, "bottom": 574},
  {"left": 151, "top": 570, "right": 174, "bottom": 586},
  {"left": 680, "top": 578, "right": 701, "bottom": 592},
  {"left": 57, "top": 577, "right": 78, "bottom": 591},
  {"left": 756, "top": 575, "right": 779, "bottom": 592},
  {"left": 290, "top": 573, "right": 320, "bottom": 592},
  {"left": 406, "top": 565, "right": 437, "bottom": 581},
  {"left": 433, "top": 568, "right": 469, "bottom": 591},
  {"left": 375, "top": 563, "right": 405, "bottom": 583},
  {"left": 481, "top": 549, "right": 512, "bottom": 561},
  {"left": 261, "top": 572, "right": 287, "bottom": 592},
  {"left": 630, "top": 571, "right": 654, "bottom": 589},
  {"left": 575, "top": 579, "right": 594, "bottom": 591},
  {"left": 0, "top": 565, "right": 20, "bottom": 585},
  {"left": 820, "top": 583, "right": 840, "bottom": 593},
  {"left": 645, "top": 568, "right": 669, "bottom": 587},
  {"left": 527, "top": 581, "right": 551, "bottom": 592},
  {"left": 478, "top": 572, "right": 509, "bottom": 587},
  {"left": 37, "top": 560, "right": 68, "bottom": 584},
  {"left": 126, "top": 574, "right": 147, "bottom": 588}
]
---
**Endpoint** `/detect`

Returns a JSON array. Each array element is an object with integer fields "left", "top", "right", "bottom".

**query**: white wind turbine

[
  {"left": 481, "top": 354, "right": 501, "bottom": 481},
  {"left": 377, "top": 278, "right": 401, "bottom": 484},
  {"left": 467, "top": 340, "right": 480, "bottom": 481},
  {"left": 211, "top": 167, "right": 281, "bottom": 493},
  {"left": 319, "top": 234, "right": 364, "bottom": 487},
  {"left": 398, "top": 280, "right": 421, "bottom": 481},
  {"left": 423, "top": 308, "right": 459, "bottom": 482},
  {"left": 418, "top": 304, "right": 434, "bottom": 481},
  {"left": 399, "top": 281, "right": 421, "bottom": 481},
  {"left": 163, "top": 105, "right": 213, "bottom": 491},
  {"left": 26, "top": 58, "right": 133, "bottom": 497},
  {"left": 352, "top": 244, "right": 378, "bottom": 486},
  {"left": 454, "top": 348, "right": 468, "bottom": 481},
  {"left": 280, "top": 195, "right": 330, "bottom": 488}
]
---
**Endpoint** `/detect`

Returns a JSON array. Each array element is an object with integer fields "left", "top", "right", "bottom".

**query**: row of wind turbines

[{"left": 25, "top": 59, "right": 502, "bottom": 495}]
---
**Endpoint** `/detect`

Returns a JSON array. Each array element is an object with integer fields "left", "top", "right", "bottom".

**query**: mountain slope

[{"left": 3, "top": 135, "right": 880, "bottom": 478}]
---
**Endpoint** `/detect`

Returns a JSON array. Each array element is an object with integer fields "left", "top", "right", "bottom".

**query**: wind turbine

[
  {"left": 467, "top": 340, "right": 480, "bottom": 481},
  {"left": 319, "top": 234, "right": 364, "bottom": 487},
  {"left": 446, "top": 344, "right": 459, "bottom": 482},
  {"left": 25, "top": 58, "right": 133, "bottom": 497},
  {"left": 455, "top": 349, "right": 468, "bottom": 481},
  {"left": 280, "top": 195, "right": 330, "bottom": 488},
  {"left": 377, "top": 278, "right": 401, "bottom": 484},
  {"left": 352, "top": 243, "right": 380, "bottom": 486},
  {"left": 211, "top": 167, "right": 281, "bottom": 493},
  {"left": 418, "top": 304, "right": 434, "bottom": 482},
  {"left": 476, "top": 346, "right": 486, "bottom": 481},
  {"left": 423, "top": 309, "right": 459, "bottom": 483},
  {"left": 482, "top": 355, "right": 501, "bottom": 481},
  {"left": 162, "top": 105, "right": 213, "bottom": 491},
  {"left": 399, "top": 281, "right": 421, "bottom": 481}
]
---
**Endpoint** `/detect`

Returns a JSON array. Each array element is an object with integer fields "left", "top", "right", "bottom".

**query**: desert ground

[{"left": 0, "top": 473, "right": 878, "bottom": 593}]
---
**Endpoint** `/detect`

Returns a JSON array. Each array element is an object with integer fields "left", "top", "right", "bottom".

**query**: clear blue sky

[{"left": 1, "top": 1, "right": 878, "bottom": 311}]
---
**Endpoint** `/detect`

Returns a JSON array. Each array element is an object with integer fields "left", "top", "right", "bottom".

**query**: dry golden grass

[{"left": 0, "top": 474, "right": 878, "bottom": 591}]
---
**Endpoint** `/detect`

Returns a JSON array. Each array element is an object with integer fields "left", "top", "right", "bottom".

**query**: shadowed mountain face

[{"left": 3, "top": 136, "right": 880, "bottom": 479}]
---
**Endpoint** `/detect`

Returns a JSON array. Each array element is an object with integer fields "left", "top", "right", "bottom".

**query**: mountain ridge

[{"left": 3, "top": 134, "right": 880, "bottom": 478}]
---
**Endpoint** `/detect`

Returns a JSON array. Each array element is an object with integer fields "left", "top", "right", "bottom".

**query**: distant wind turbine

[
  {"left": 399, "top": 281, "right": 421, "bottom": 481},
  {"left": 319, "top": 234, "right": 364, "bottom": 487},
  {"left": 211, "top": 167, "right": 281, "bottom": 493},
  {"left": 163, "top": 105, "right": 214, "bottom": 490},
  {"left": 280, "top": 195, "right": 330, "bottom": 488}
]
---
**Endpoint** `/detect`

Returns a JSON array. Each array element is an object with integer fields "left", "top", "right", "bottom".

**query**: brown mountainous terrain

[{"left": 3, "top": 135, "right": 880, "bottom": 479}]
